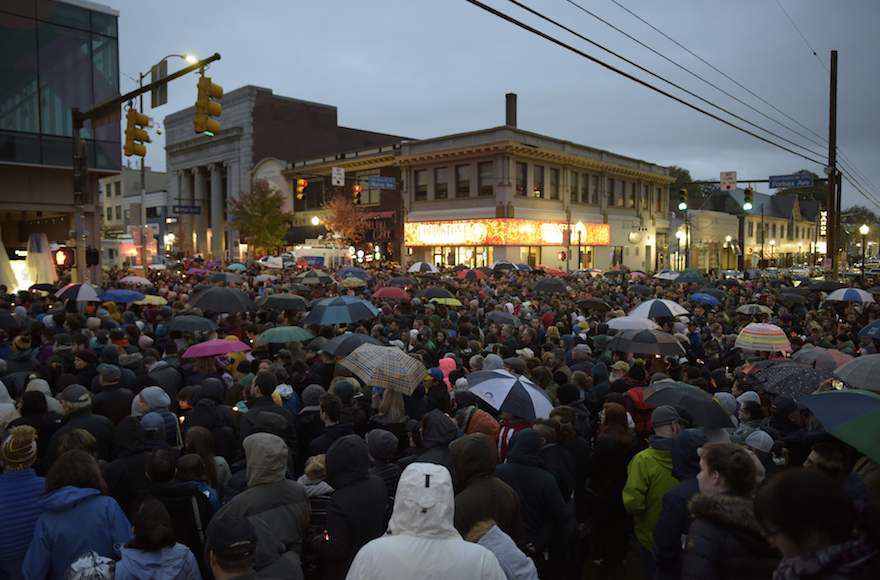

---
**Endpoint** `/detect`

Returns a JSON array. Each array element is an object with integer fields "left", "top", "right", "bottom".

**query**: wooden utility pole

[{"left": 827, "top": 49, "right": 839, "bottom": 277}]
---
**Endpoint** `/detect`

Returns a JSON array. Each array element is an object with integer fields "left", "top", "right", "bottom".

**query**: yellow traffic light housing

[
  {"left": 123, "top": 108, "right": 150, "bottom": 157},
  {"left": 194, "top": 74, "right": 223, "bottom": 136},
  {"left": 296, "top": 179, "right": 308, "bottom": 200},
  {"left": 678, "top": 188, "right": 688, "bottom": 211}
]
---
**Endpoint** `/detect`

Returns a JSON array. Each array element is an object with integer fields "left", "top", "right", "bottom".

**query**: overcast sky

[{"left": 114, "top": 0, "right": 880, "bottom": 209}]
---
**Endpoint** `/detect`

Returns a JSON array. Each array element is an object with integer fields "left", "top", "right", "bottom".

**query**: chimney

[{"left": 505, "top": 93, "right": 517, "bottom": 128}]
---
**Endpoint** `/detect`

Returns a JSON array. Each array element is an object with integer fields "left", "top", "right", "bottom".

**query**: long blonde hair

[{"left": 378, "top": 389, "right": 405, "bottom": 423}]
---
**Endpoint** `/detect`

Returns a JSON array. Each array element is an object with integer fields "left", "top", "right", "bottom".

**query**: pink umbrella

[
  {"left": 183, "top": 338, "right": 251, "bottom": 359},
  {"left": 373, "top": 287, "right": 410, "bottom": 301}
]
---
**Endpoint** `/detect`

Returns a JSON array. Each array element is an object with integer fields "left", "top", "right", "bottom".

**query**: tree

[
  {"left": 777, "top": 170, "right": 826, "bottom": 203},
  {"left": 322, "top": 195, "right": 366, "bottom": 244},
  {"left": 229, "top": 179, "right": 292, "bottom": 256}
]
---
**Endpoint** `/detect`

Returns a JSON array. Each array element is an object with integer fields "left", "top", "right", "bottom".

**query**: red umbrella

[
  {"left": 456, "top": 269, "right": 487, "bottom": 281},
  {"left": 182, "top": 338, "right": 251, "bottom": 359},
  {"left": 372, "top": 286, "right": 410, "bottom": 301},
  {"left": 538, "top": 266, "right": 567, "bottom": 277}
]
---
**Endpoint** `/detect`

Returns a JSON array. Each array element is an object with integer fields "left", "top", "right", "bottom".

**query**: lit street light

[
  {"left": 311, "top": 216, "right": 321, "bottom": 226},
  {"left": 860, "top": 224, "right": 869, "bottom": 283},
  {"left": 769, "top": 239, "right": 776, "bottom": 265}
]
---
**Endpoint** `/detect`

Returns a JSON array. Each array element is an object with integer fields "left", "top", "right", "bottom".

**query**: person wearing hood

[
  {"left": 72, "top": 349, "right": 99, "bottom": 390},
  {"left": 450, "top": 433, "right": 526, "bottom": 547},
  {"left": 238, "top": 370, "right": 297, "bottom": 458},
  {"left": 0, "top": 380, "right": 20, "bottom": 432},
  {"left": 366, "top": 428, "right": 402, "bottom": 506},
  {"left": 589, "top": 361, "right": 610, "bottom": 414},
  {"left": 209, "top": 432, "right": 309, "bottom": 579},
  {"left": 399, "top": 408, "right": 458, "bottom": 472},
  {"left": 24, "top": 379, "right": 62, "bottom": 416},
  {"left": 622, "top": 405, "right": 682, "bottom": 579},
  {"left": 307, "top": 392, "right": 354, "bottom": 458},
  {"left": 345, "top": 462, "right": 507, "bottom": 580},
  {"left": 185, "top": 378, "right": 238, "bottom": 461},
  {"left": 114, "top": 497, "right": 201, "bottom": 580},
  {"left": 653, "top": 429, "right": 708, "bottom": 580},
  {"left": 22, "top": 449, "right": 132, "bottom": 580},
  {"left": 0, "top": 426, "right": 45, "bottom": 579},
  {"left": 132, "top": 386, "right": 181, "bottom": 447},
  {"left": 102, "top": 417, "right": 165, "bottom": 518},
  {"left": 314, "top": 434, "right": 388, "bottom": 580}
]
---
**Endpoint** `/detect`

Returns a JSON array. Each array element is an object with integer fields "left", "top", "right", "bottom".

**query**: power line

[
  {"left": 841, "top": 172, "right": 880, "bottom": 212},
  {"left": 462, "top": 0, "right": 826, "bottom": 166},
  {"left": 557, "top": 0, "right": 827, "bottom": 154},
  {"left": 773, "top": 0, "right": 829, "bottom": 72}
]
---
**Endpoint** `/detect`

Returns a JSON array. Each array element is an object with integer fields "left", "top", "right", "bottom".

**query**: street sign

[
  {"left": 368, "top": 175, "right": 397, "bottom": 190},
  {"left": 331, "top": 166, "right": 345, "bottom": 187},
  {"left": 172, "top": 205, "right": 201, "bottom": 215},
  {"left": 769, "top": 172, "right": 815, "bottom": 189},
  {"left": 720, "top": 171, "right": 737, "bottom": 191},
  {"left": 150, "top": 59, "right": 168, "bottom": 108}
]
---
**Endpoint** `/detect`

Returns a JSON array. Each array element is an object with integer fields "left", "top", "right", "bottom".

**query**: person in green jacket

[{"left": 623, "top": 405, "right": 682, "bottom": 580}]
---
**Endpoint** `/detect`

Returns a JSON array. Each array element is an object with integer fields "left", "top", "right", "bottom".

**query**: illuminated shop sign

[
  {"left": 819, "top": 211, "right": 827, "bottom": 238},
  {"left": 404, "top": 219, "right": 611, "bottom": 247}
]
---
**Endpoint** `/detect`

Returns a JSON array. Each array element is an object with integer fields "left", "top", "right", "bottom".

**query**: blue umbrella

[
  {"left": 689, "top": 292, "right": 720, "bottom": 306},
  {"left": 338, "top": 267, "right": 371, "bottom": 281},
  {"left": 515, "top": 263, "right": 532, "bottom": 272},
  {"left": 226, "top": 263, "right": 247, "bottom": 272},
  {"left": 859, "top": 320, "right": 880, "bottom": 340},
  {"left": 102, "top": 289, "right": 145, "bottom": 303},
  {"left": 303, "top": 296, "right": 380, "bottom": 326}
]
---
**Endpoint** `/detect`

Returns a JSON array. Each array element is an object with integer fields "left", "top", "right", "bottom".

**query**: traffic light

[
  {"left": 194, "top": 74, "right": 223, "bottom": 136},
  {"left": 743, "top": 187, "right": 754, "bottom": 211},
  {"left": 677, "top": 188, "right": 688, "bottom": 211},
  {"left": 53, "top": 247, "right": 75, "bottom": 270},
  {"left": 123, "top": 108, "right": 150, "bottom": 157},
  {"left": 296, "top": 179, "right": 308, "bottom": 200},
  {"left": 353, "top": 183, "right": 362, "bottom": 205}
]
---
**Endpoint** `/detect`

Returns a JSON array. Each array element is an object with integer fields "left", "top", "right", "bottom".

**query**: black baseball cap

[{"left": 207, "top": 514, "right": 257, "bottom": 561}]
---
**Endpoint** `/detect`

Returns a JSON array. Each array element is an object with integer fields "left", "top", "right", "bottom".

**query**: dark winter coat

[
  {"left": 102, "top": 417, "right": 167, "bottom": 518},
  {"left": 45, "top": 407, "right": 116, "bottom": 466},
  {"left": 294, "top": 408, "right": 324, "bottom": 475},
  {"left": 681, "top": 493, "right": 780, "bottom": 580},
  {"left": 92, "top": 383, "right": 134, "bottom": 426},
  {"left": 306, "top": 422, "right": 354, "bottom": 459},
  {"left": 399, "top": 409, "right": 458, "bottom": 472},
  {"left": 239, "top": 396, "right": 297, "bottom": 457},
  {"left": 147, "top": 361, "right": 183, "bottom": 409},
  {"left": 184, "top": 380, "right": 238, "bottom": 461},
  {"left": 149, "top": 480, "right": 214, "bottom": 576}
]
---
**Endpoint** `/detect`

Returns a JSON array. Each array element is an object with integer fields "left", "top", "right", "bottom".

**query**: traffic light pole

[{"left": 139, "top": 71, "right": 148, "bottom": 273}]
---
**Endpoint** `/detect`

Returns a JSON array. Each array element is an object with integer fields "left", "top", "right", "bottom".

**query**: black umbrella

[
  {"left": 631, "top": 284, "right": 653, "bottom": 297},
  {"left": 533, "top": 278, "right": 568, "bottom": 295},
  {"left": 321, "top": 333, "right": 383, "bottom": 357},
  {"left": 810, "top": 280, "right": 846, "bottom": 292},
  {"left": 169, "top": 315, "right": 217, "bottom": 333},
  {"left": 209, "top": 272, "right": 242, "bottom": 284},
  {"left": 754, "top": 361, "right": 831, "bottom": 400},
  {"left": 290, "top": 283, "right": 312, "bottom": 294},
  {"left": 777, "top": 293, "right": 806, "bottom": 306},
  {"left": 719, "top": 278, "right": 741, "bottom": 287},
  {"left": 607, "top": 329, "right": 686, "bottom": 357},
  {"left": 452, "top": 264, "right": 469, "bottom": 272},
  {"left": 577, "top": 297, "right": 611, "bottom": 312},
  {"left": 418, "top": 287, "right": 454, "bottom": 300},
  {"left": 493, "top": 262, "right": 516, "bottom": 273},
  {"left": 258, "top": 293, "right": 308, "bottom": 311},
  {"left": 388, "top": 276, "right": 417, "bottom": 287},
  {"left": 189, "top": 287, "right": 256, "bottom": 313},
  {"left": 696, "top": 288, "right": 726, "bottom": 300},
  {"left": 487, "top": 311, "right": 521, "bottom": 326},
  {"left": 779, "top": 286, "right": 811, "bottom": 295},
  {"left": 645, "top": 381, "right": 733, "bottom": 428},
  {"left": 29, "top": 283, "right": 56, "bottom": 293}
]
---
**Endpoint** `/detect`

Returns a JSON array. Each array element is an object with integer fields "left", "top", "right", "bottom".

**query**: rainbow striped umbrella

[{"left": 735, "top": 323, "right": 791, "bottom": 353}]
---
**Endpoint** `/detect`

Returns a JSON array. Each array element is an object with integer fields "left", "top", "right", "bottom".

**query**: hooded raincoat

[
  {"left": 114, "top": 543, "right": 201, "bottom": 580},
  {"left": 622, "top": 435, "right": 679, "bottom": 550}
]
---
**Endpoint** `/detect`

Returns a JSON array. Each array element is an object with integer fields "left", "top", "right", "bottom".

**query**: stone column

[
  {"left": 180, "top": 169, "right": 194, "bottom": 256},
  {"left": 193, "top": 167, "right": 207, "bottom": 256},
  {"left": 226, "top": 160, "right": 240, "bottom": 261},
  {"left": 210, "top": 164, "right": 224, "bottom": 260}
]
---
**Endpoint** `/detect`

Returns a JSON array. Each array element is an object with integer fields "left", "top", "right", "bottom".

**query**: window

[
  {"left": 607, "top": 179, "right": 616, "bottom": 206},
  {"left": 455, "top": 164, "right": 470, "bottom": 197},
  {"left": 106, "top": 207, "right": 112, "bottom": 220},
  {"left": 642, "top": 184, "right": 649, "bottom": 209},
  {"left": 515, "top": 162, "right": 527, "bottom": 197},
  {"left": 146, "top": 207, "right": 159, "bottom": 219},
  {"left": 570, "top": 172, "right": 579, "bottom": 202},
  {"left": 478, "top": 161, "right": 494, "bottom": 196},
  {"left": 533, "top": 165, "right": 544, "bottom": 198},
  {"left": 414, "top": 170, "right": 427, "bottom": 201},
  {"left": 123, "top": 208, "right": 130, "bottom": 222},
  {"left": 580, "top": 173, "right": 589, "bottom": 204},
  {"left": 771, "top": 223, "right": 777, "bottom": 238},
  {"left": 591, "top": 175, "right": 599, "bottom": 205},
  {"left": 795, "top": 226, "right": 799, "bottom": 239},
  {"left": 780, "top": 224, "right": 785, "bottom": 239},
  {"left": 114, "top": 182, "right": 121, "bottom": 197},
  {"left": 627, "top": 182, "right": 636, "bottom": 208},
  {"left": 434, "top": 167, "right": 448, "bottom": 200},
  {"left": 549, "top": 168, "right": 559, "bottom": 200},
  {"left": 656, "top": 187, "right": 662, "bottom": 212},
  {"left": 748, "top": 221, "right": 754, "bottom": 238},
  {"left": 115, "top": 206, "right": 121, "bottom": 219}
]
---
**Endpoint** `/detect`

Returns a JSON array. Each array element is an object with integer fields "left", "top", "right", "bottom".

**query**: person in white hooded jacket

[{"left": 345, "top": 462, "right": 506, "bottom": 580}]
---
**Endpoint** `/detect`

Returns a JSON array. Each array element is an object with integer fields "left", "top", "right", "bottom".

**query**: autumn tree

[
  {"left": 229, "top": 179, "right": 292, "bottom": 256},
  {"left": 322, "top": 195, "right": 366, "bottom": 244}
]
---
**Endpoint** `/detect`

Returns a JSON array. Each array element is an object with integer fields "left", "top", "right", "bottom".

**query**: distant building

[{"left": 98, "top": 166, "right": 169, "bottom": 266}]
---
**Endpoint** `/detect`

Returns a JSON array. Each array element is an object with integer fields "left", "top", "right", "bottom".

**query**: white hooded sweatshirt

[{"left": 345, "top": 462, "right": 506, "bottom": 580}]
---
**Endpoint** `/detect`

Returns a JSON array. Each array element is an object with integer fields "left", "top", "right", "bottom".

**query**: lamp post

[
  {"left": 724, "top": 235, "right": 733, "bottom": 270},
  {"left": 769, "top": 239, "right": 776, "bottom": 265},
  {"left": 860, "top": 224, "right": 869, "bottom": 284},
  {"left": 311, "top": 216, "right": 321, "bottom": 226},
  {"left": 675, "top": 230, "right": 686, "bottom": 270},
  {"left": 576, "top": 221, "right": 584, "bottom": 269}
]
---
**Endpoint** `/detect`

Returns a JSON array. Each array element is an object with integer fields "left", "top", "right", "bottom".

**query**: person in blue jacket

[
  {"left": 22, "top": 449, "right": 132, "bottom": 580},
  {"left": 0, "top": 426, "right": 46, "bottom": 580}
]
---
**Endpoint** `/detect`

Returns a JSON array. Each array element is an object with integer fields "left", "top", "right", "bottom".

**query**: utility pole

[
  {"left": 827, "top": 49, "right": 839, "bottom": 277},
  {"left": 760, "top": 203, "right": 765, "bottom": 267},
  {"left": 139, "top": 71, "right": 148, "bottom": 273}
]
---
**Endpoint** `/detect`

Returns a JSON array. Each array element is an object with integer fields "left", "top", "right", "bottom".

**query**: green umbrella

[
  {"left": 256, "top": 326, "right": 314, "bottom": 344},
  {"left": 801, "top": 389, "right": 880, "bottom": 463},
  {"left": 226, "top": 263, "right": 247, "bottom": 272}
]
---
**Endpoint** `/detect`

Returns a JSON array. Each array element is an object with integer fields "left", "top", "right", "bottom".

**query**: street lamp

[
  {"left": 675, "top": 230, "right": 686, "bottom": 270},
  {"left": 311, "top": 216, "right": 321, "bottom": 226},
  {"left": 724, "top": 235, "right": 733, "bottom": 270},
  {"left": 860, "top": 224, "right": 869, "bottom": 284},
  {"left": 575, "top": 221, "right": 584, "bottom": 269},
  {"left": 769, "top": 239, "right": 776, "bottom": 265}
]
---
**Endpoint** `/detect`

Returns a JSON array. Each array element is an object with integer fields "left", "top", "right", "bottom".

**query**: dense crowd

[{"left": 0, "top": 260, "right": 880, "bottom": 580}]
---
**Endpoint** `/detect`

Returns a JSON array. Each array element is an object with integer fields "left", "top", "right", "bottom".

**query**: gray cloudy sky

[{"left": 114, "top": 0, "right": 880, "bottom": 209}]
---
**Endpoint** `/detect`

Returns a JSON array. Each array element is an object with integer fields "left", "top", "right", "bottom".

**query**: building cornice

[{"left": 166, "top": 126, "right": 243, "bottom": 155}]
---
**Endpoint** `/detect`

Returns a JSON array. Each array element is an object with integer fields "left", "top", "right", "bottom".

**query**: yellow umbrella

[
  {"left": 430, "top": 297, "right": 463, "bottom": 307},
  {"left": 134, "top": 295, "right": 167, "bottom": 306},
  {"left": 340, "top": 277, "right": 366, "bottom": 288}
]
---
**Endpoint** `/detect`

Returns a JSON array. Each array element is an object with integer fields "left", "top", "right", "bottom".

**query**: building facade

[
  {"left": 0, "top": 0, "right": 120, "bottom": 284},
  {"left": 163, "top": 86, "right": 402, "bottom": 260}
]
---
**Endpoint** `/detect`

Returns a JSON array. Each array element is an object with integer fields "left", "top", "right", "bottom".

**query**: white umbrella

[
  {"left": 254, "top": 274, "right": 278, "bottom": 283},
  {"left": 56, "top": 283, "right": 102, "bottom": 302},
  {"left": 119, "top": 275, "right": 153, "bottom": 287},
  {"left": 629, "top": 299, "right": 689, "bottom": 319},
  {"left": 467, "top": 369, "right": 553, "bottom": 420},
  {"left": 826, "top": 288, "right": 874, "bottom": 304},
  {"left": 653, "top": 270, "right": 680, "bottom": 281},
  {"left": 408, "top": 262, "right": 439, "bottom": 274},
  {"left": 607, "top": 316, "right": 661, "bottom": 331}
]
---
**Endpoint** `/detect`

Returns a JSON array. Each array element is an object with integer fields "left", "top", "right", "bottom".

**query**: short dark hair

[
  {"left": 253, "top": 370, "right": 278, "bottom": 398},
  {"left": 426, "top": 384, "right": 451, "bottom": 415},
  {"left": 146, "top": 449, "right": 177, "bottom": 483},
  {"left": 128, "top": 497, "right": 177, "bottom": 551},
  {"left": 700, "top": 443, "right": 757, "bottom": 497},
  {"left": 319, "top": 393, "right": 342, "bottom": 423},
  {"left": 175, "top": 453, "right": 206, "bottom": 483}
]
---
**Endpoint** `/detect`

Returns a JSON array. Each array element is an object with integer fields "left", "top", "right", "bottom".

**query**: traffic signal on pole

[
  {"left": 123, "top": 108, "right": 150, "bottom": 157},
  {"left": 53, "top": 247, "right": 75, "bottom": 270},
  {"left": 743, "top": 187, "right": 754, "bottom": 211},
  {"left": 353, "top": 184, "right": 362, "bottom": 205},
  {"left": 296, "top": 179, "right": 308, "bottom": 200},
  {"left": 194, "top": 74, "right": 223, "bottom": 136},
  {"left": 678, "top": 188, "right": 688, "bottom": 211}
]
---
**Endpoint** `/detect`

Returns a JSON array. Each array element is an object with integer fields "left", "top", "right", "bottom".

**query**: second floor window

[
  {"left": 455, "top": 164, "right": 470, "bottom": 197},
  {"left": 581, "top": 173, "right": 590, "bottom": 204},
  {"left": 515, "top": 162, "right": 527, "bottom": 197},
  {"left": 533, "top": 165, "right": 544, "bottom": 198},
  {"left": 608, "top": 179, "right": 616, "bottom": 207},
  {"left": 434, "top": 167, "right": 448, "bottom": 200},
  {"left": 115, "top": 206, "right": 121, "bottom": 219},
  {"left": 656, "top": 187, "right": 662, "bottom": 212},
  {"left": 570, "top": 172, "right": 579, "bottom": 202},
  {"left": 415, "top": 170, "right": 427, "bottom": 201},
  {"left": 106, "top": 207, "right": 112, "bottom": 220},
  {"left": 748, "top": 221, "right": 754, "bottom": 238},
  {"left": 549, "top": 168, "right": 559, "bottom": 200},
  {"left": 478, "top": 161, "right": 494, "bottom": 196},
  {"left": 627, "top": 182, "right": 636, "bottom": 208},
  {"left": 591, "top": 175, "right": 600, "bottom": 205}
]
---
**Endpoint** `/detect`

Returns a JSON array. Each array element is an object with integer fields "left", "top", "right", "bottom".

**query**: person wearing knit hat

[
  {"left": 12, "top": 335, "right": 30, "bottom": 352},
  {"left": 0, "top": 425, "right": 45, "bottom": 577},
  {"left": 137, "top": 335, "right": 154, "bottom": 350}
]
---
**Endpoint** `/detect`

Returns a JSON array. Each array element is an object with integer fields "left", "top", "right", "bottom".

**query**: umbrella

[
  {"left": 780, "top": 286, "right": 811, "bottom": 296},
  {"left": 147, "top": 264, "right": 167, "bottom": 270},
  {"left": 56, "top": 283, "right": 102, "bottom": 302},
  {"left": 134, "top": 295, "right": 167, "bottom": 306},
  {"left": 689, "top": 293, "right": 720, "bottom": 307},
  {"left": 653, "top": 270, "right": 679, "bottom": 281},
  {"left": 183, "top": 338, "right": 251, "bottom": 359},
  {"left": 644, "top": 381, "right": 733, "bottom": 428},
  {"left": 408, "top": 262, "right": 439, "bottom": 274},
  {"left": 190, "top": 286, "right": 256, "bottom": 313},
  {"left": 676, "top": 269, "right": 705, "bottom": 284},
  {"left": 577, "top": 297, "right": 611, "bottom": 312},
  {"left": 467, "top": 369, "right": 553, "bottom": 421},
  {"left": 533, "top": 278, "right": 568, "bottom": 295},
  {"left": 736, "top": 304, "right": 772, "bottom": 316},
  {"left": 810, "top": 280, "right": 846, "bottom": 292},
  {"left": 226, "top": 263, "right": 247, "bottom": 272},
  {"left": 209, "top": 272, "right": 242, "bottom": 284},
  {"left": 29, "top": 283, "right": 56, "bottom": 292},
  {"left": 290, "top": 283, "right": 312, "bottom": 294},
  {"left": 457, "top": 269, "right": 486, "bottom": 281},
  {"left": 418, "top": 287, "right": 453, "bottom": 300},
  {"left": 834, "top": 354, "right": 880, "bottom": 391},
  {"left": 719, "top": 278, "right": 740, "bottom": 287},
  {"left": 487, "top": 311, "right": 521, "bottom": 326},
  {"left": 186, "top": 268, "right": 210, "bottom": 276},
  {"left": 607, "top": 329, "right": 686, "bottom": 357},
  {"left": 492, "top": 261, "right": 517, "bottom": 273},
  {"left": 753, "top": 361, "right": 830, "bottom": 399},
  {"left": 430, "top": 297, "right": 463, "bottom": 307},
  {"left": 0, "top": 312, "right": 20, "bottom": 331},
  {"left": 631, "top": 284, "right": 653, "bottom": 297},
  {"left": 515, "top": 263, "right": 532, "bottom": 272},
  {"left": 868, "top": 287, "right": 880, "bottom": 295},
  {"left": 735, "top": 323, "right": 791, "bottom": 352},
  {"left": 792, "top": 345, "right": 853, "bottom": 372},
  {"left": 169, "top": 315, "right": 217, "bottom": 333},
  {"left": 826, "top": 288, "right": 874, "bottom": 303},
  {"left": 256, "top": 326, "right": 314, "bottom": 344},
  {"left": 607, "top": 316, "right": 660, "bottom": 331},
  {"left": 372, "top": 287, "right": 410, "bottom": 301},
  {"left": 629, "top": 298, "right": 688, "bottom": 319},
  {"left": 859, "top": 320, "right": 880, "bottom": 340},
  {"left": 102, "top": 289, "right": 145, "bottom": 303},
  {"left": 388, "top": 276, "right": 417, "bottom": 287},
  {"left": 338, "top": 267, "right": 371, "bottom": 281},
  {"left": 296, "top": 270, "right": 333, "bottom": 285},
  {"left": 258, "top": 293, "right": 308, "bottom": 311},
  {"left": 321, "top": 333, "right": 384, "bottom": 357},
  {"left": 339, "top": 276, "right": 367, "bottom": 289},
  {"left": 118, "top": 276, "right": 153, "bottom": 287},
  {"left": 303, "top": 296, "right": 380, "bottom": 326},
  {"left": 538, "top": 266, "right": 566, "bottom": 277},
  {"left": 697, "top": 287, "right": 726, "bottom": 300},
  {"left": 254, "top": 274, "right": 278, "bottom": 283},
  {"left": 452, "top": 264, "right": 469, "bottom": 272},
  {"left": 777, "top": 293, "right": 807, "bottom": 306},
  {"left": 339, "top": 344, "right": 427, "bottom": 395},
  {"left": 801, "top": 389, "right": 880, "bottom": 463}
]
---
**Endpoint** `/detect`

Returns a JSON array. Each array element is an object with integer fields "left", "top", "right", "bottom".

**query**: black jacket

[
  {"left": 149, "top": 480, "right": 214, "bottom": 577},
  {"left": 46, "top": 407, "right": 116, "bottom": 466},
  {"left": 92, "top": 383, "right": 134, "bottom": 425},
  {"left": 306, "top": 422, "right": 354, "bottom": 459},
  {"left": 240, "top": 397, "right": 297, "bottom": 452},
  {"left": 399, "top": 409, "right": 458, "bottom": 472},
  {"left": 147, "top": 362, "right": 183, "bottom": 410},
  {"left": 294, "top": 409, "right": 323, "bottom": 475},
  {"left": 682, "top": 493, "right": 780, "bottom": 580},
  {"left": 102, "top": 417, "right": 167, "bottom": 518},
  {"left": 185, "top": 380, "right": 238, "bottom": 461}
]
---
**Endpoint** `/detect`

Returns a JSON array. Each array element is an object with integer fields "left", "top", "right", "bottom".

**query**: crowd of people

[{"left": 0, "top": 258, "right": 879, "bottom": 580}]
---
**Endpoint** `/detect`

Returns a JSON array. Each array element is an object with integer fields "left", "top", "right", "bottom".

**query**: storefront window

[{"left": 515, "top": 162, "right": 527, "bottom": 197}]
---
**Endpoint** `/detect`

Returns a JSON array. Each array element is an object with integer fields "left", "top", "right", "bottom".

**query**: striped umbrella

[
  {"left": 56, "top": 283, "right": 102, "bottom": 302},
  {"left": 303, "top": 296, "right": 380, "bottom": 326},
  {"left": 607, "top": 329, "right": 686, "bottom": 357},
  {"left": 736, "top": 304, "right": 773, "bottom": 316},
  {"left": 801, "top": 389, "right": 880, "bottom": 463},
  {"left": 296, "top": 270, "right": 333, "bottom": 285},
  {"left": 339, "top": 344, "right": 427, "bottom": 395},
  {"left": 858, "top": 320, "right": 880, "bottom": 340},
  {"left": 826, "top": 288, "right": 874, "bottom": 303},
  {"left": 792, "top": 345, "right": 853, "bottom": 372},
  {"left": 834, "top": 354, "right": 880, "bottom": 391},
  {"left": 607, "top": 316, "right": 660, "bottom": 331},
  {"left": 408, "top": 262, "right": 439, "bottom": 274},
  {"left": 467, "top": 369, "right": 553, "bottom": 421},
  {"left": 734, "top": 323, "right": 791, "bottom": 352},
  {"left": 629, "top": 298, "right": 689, "bottom": 319}
]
